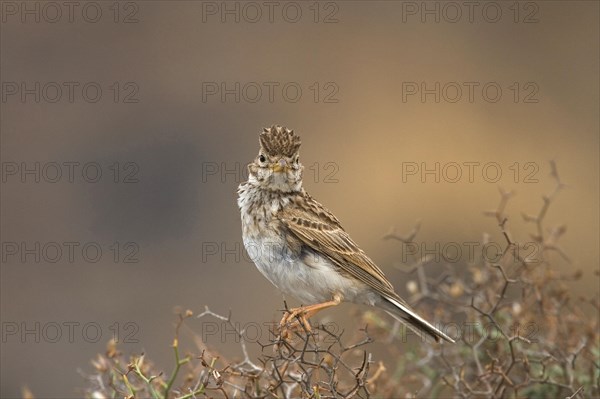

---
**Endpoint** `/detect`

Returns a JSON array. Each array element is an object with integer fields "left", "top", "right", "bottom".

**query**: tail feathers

[{"left": 380, "top": 296, "right": 455, "bottom": 343}]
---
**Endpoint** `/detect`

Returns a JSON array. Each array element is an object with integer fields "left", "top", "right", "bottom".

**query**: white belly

[{"left": 243, "top": 234, "right": 376, "bottom": 306}]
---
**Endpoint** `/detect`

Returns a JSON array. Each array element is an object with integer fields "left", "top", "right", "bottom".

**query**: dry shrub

[{"left": 82, "top": 162, "right": 599, "bottom": 398}]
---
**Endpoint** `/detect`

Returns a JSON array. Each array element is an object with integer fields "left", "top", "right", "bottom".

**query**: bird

[{"left": 237, "top": 125, "right": 454, "bottom": 343}]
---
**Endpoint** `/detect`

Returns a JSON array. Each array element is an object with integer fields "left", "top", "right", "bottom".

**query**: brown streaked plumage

[
  {"left": 237, "top": 125, "right": 454, "bottom": 343},
  {"left": 259, "top": 126, "right": 301, "bottom": 157}
]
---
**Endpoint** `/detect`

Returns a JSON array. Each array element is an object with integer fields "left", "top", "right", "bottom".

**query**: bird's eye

[
  {"left": 259, "top": 155, "right": 266, "bottom": 163},
  {"left": 294, "top": 155, "right": 299, "bottom": 164}
]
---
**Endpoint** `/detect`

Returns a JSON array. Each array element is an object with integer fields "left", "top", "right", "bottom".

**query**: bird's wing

[{"left": 279, "top": 193, "right": 403, "bottom": 301}]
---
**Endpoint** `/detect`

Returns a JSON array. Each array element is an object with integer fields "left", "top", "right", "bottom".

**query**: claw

[
  {"left": 274, "top": 295, "right": 343, "bottom": 350},
  {"left": 278, "top": 307, "right": 312, "bottom": 343}
]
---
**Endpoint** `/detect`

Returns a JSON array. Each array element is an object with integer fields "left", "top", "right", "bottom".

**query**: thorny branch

[{"left": 83, "top": 162, "right": 598, "bottom": 398}]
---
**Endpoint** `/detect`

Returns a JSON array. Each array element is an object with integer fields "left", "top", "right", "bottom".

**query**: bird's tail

[{"left": 379, "top": 296, "right": 455, "bottom": 343}]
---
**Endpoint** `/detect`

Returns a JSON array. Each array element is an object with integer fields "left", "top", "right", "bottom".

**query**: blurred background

[{"left": 1, "top": 1, "right": 598, "bottom": 396}]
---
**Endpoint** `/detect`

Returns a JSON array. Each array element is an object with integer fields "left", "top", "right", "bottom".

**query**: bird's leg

[{"left": 279, "top": 294, "right": 342, "bottom": 339}]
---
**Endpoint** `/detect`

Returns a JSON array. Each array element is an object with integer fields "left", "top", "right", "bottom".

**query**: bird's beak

[{"left": 272, "top": 159, "right": 288, "bottom": 173}]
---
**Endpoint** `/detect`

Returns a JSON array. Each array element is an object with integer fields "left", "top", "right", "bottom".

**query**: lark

[{"left": 237, "top": 125, "right": 454, "bottom": 343}]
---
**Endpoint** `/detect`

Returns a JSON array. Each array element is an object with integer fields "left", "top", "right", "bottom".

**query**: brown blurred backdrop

[{"left": 1, "top": 1, "right": 598, "bottom": 397}]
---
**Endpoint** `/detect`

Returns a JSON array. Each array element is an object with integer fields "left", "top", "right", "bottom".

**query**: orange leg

[{"left": 279, "top": 294, "right": 342, "bottom": 339}]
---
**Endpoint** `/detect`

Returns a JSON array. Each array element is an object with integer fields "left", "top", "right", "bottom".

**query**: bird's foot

[
  {"left": 274, "top": 296, "right": 343, "bottom": 351},
  {"left": 278, "top": 306, "right": 313, "bottom": 342}
]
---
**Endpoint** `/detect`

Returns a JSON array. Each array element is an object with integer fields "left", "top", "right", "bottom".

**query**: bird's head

[{"left": 248, "top": 125, "right": 303, "bottom": 192}]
